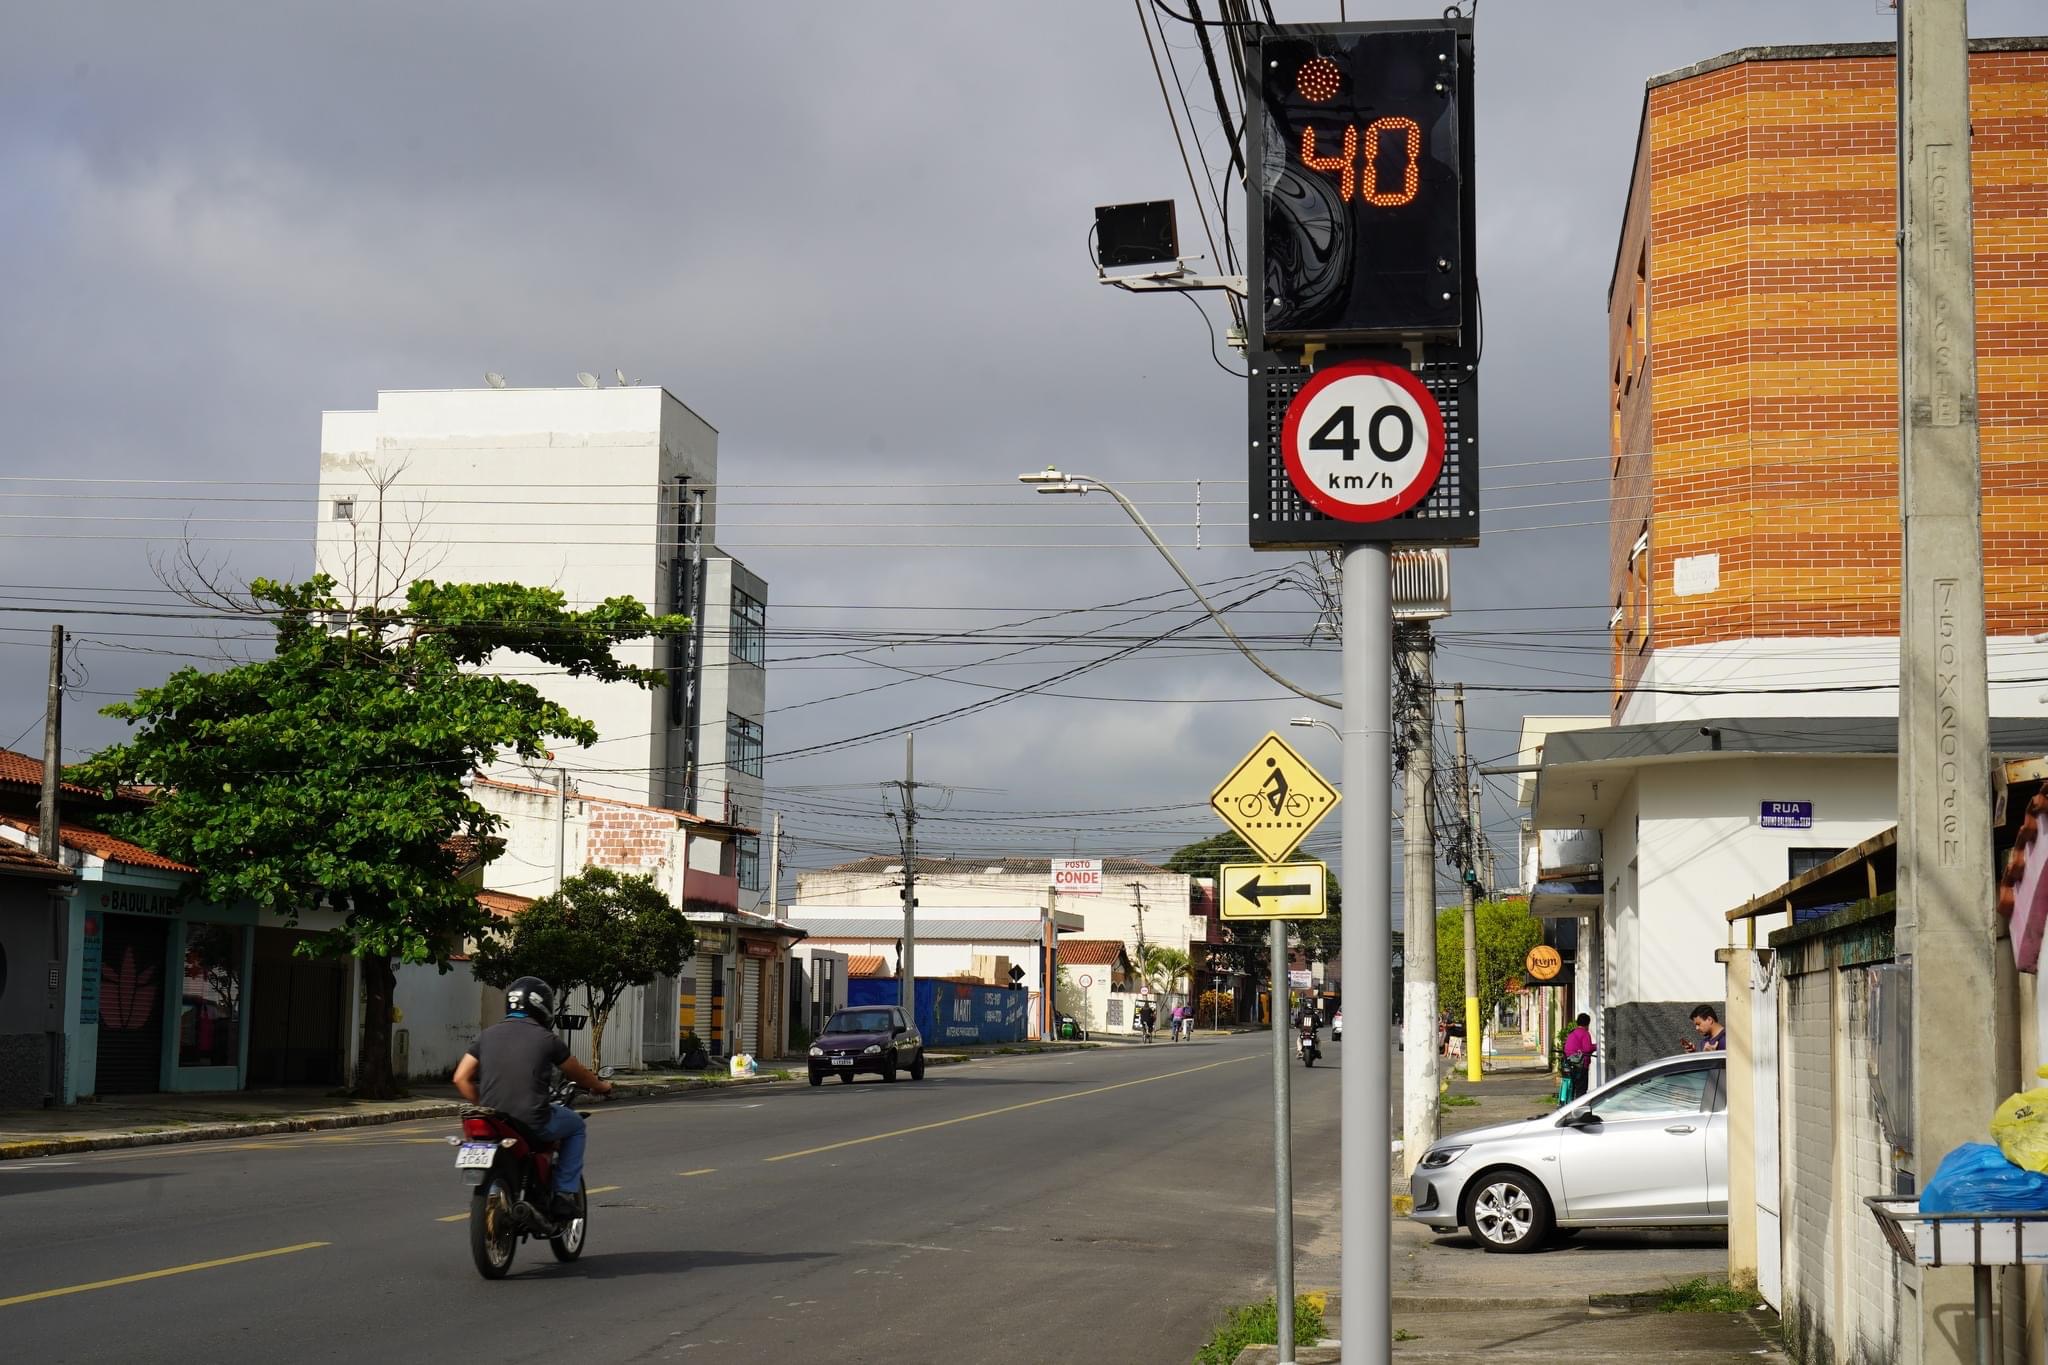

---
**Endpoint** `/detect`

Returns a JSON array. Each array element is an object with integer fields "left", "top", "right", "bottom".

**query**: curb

[
  {"left": 0, "top": 1048, "right": 1022, "bottom": 1161},
  {"left": 1394, "top": 1293, "right": 1614, "bottom": 1313}
]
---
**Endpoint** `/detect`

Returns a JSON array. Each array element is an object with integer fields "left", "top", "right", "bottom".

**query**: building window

[
  {"left": 726, "top": 716, "right": 763, "bottom": 779},
  {"left": 1789, "top": 848, "right": 1846, "bottom": 880},
  {"left": 736, "top": 835, "right": 762, "bottom": 891},
  {"left": 180, "top": 924, "right": 244, "bottom": 1069},
  {"left": 332, "top": 495, "right": 356, "bottom": 521},
  {"left": 732, "top": 588, "right": 766, "bottom": 668}
]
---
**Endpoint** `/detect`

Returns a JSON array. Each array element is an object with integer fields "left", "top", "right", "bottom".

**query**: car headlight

[
  {"left": 1420, "top": 1145, "right": 1469, "bottom": 1169},
  {"left": 863, "top": 1044, "right": 882, "bottom": 1055},
  {"left": 808, "top": 1046, "right": 823, "bottom": 1057}
]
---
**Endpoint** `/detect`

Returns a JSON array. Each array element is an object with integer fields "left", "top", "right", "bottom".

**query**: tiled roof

[
  {"left": 1058, "top": 940, "right": 1129, "bottom": 967},
  {"left": 477, "top": 889, "right": 536, "bottom": 919},
  {"left": 816, "top": 854, "right": 1173, "bottom": 877},
  {"left": 0, "top": 816, "right": 195, "bottom": 874},
  {"left": 0, "top": 747, "right": 101, "bottom": 798},
  {"left": 0, "top": 838, "right": 73, "bottom": 880},
  {"left": 846, "top": 954, "right": 888, "bottom": 978}
]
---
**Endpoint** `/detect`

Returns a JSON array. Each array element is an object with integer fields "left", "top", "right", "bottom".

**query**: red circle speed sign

[{"left": 1281, "top": 360, "right": 1446, "bottom": 522}]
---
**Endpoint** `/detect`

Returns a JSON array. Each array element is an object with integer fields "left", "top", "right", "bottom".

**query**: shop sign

[
  {"left": 742, "top": 939, "right": 775, "bottom": 958},
  {"left": 98, "top": 887, "right": 181, "bottom": 917},
  {"left": 1051, "top": 858, "right": 1103, "bottom": 895}
]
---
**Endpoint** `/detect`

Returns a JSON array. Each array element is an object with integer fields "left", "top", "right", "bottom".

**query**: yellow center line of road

[
  {"left": 436, "top": 1212, "right": 468, "bottom": 1222},
  {"left": 586, "top": 1185, "right": 621, "bottom": 1195},
  {"left": 763, "top": 1056, "right": 1255, "bottom": 1163},
  {"left": 0, "top": 1241, "right": 329, "bottom": 1309},
  {"left": 679, "top": 1168, "right": 717, "bottom": 1177}
]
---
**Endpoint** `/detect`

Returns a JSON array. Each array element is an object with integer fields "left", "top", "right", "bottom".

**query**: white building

[
  {"left": 794, "top": 856, "right": 1202, "bottom": 961},
  {"left": 699, "top": 555, "right": 769, "bottom": 915},
  {"left": 314, "top": 385, "right": 768, "bottom": 857}
]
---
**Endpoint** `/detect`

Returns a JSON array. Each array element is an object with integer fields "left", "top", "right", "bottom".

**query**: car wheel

[
  {"left": 882, "top": 1050, "right": 899, "bottom": 1081},
  {"left": 809, "top": 1071, "right": 823, "bottom": 1087},
  {"left": 910, "top": 1052, "right": 926, "bottom": 1081},
  {"left": 1464, "top": 1170, "right": 1553, "bottom": 1254}
]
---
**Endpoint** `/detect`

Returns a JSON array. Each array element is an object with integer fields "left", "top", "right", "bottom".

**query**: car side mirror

[
  {"left": 1562, "top": 1107, "right": 1600, "bottom": 1128},
  {"left": 893, "top": 1025, "right": 907, "bottom": 1036}
]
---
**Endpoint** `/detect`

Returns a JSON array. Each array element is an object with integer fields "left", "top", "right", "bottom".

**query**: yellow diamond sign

[{"left": 1209, "top": 731, "right": 1341, "bottom": 863}]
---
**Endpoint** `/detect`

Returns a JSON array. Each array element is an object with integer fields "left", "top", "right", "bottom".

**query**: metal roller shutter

[
  {"left": 740, "top": 957, "right": 762, "bottom": 1056},
  {"left": 95, "top": 915, "right": 169, "bottom": 1094}
]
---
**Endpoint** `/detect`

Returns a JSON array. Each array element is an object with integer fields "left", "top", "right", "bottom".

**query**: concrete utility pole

[
  {"left": 1130, "top": 881, "right": 1149, "bottom": 963},
  {"left": 555, "top": 766, "right": 570, "bottom": 892},
  {"left": 768, "top": 812, "right": 783, "bottom": 918},
  {"left": 1455, "top": 685, "right": 1480, "bottom": 1084},
  {"left": 900, "top": 733, "right": 918, "bottom": 1008},
  {"left": 1896, "top": 4, "right": 1997, "bottom": 1362},
  {"left": 40, "top": 625, "right": 63, "bottom": 860},
  {"left": 1398, "top": 623, "right": 1439, "bottom": 1174},
  {"left": 1340, "top": 544, "right": 1394, "bottom": 1365}
]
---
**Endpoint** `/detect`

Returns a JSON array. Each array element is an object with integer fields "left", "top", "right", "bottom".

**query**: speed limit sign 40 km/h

[{"left": 1280, "top": 359, "right": 1446, "bottom": 522}]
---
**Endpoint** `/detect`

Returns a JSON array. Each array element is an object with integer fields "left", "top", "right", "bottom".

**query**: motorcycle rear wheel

[
  {"left": 550, "top": 1178, "right": 588, "bottom": 1262},
  {"left": 471, "top": 1170, "right": 520, "bottom": 1279}
]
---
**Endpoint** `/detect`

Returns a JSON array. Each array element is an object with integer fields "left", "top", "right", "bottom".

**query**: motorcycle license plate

[
  {"left": 831, "top": 1057, "right": 853, "bottom": 1066},
  {"left": 455, "top": 1142, "right": 498, "bottom": 1169}
]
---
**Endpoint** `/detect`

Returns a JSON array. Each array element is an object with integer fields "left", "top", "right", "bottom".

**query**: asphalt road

[{"left": 0, "top": 1032, "right": 1341, "bottom": 1365}]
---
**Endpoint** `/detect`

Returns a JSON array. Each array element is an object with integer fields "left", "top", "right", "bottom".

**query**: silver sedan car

[{"left": 1408, "top": 1052, "right": 1728, "bottom": 1253}]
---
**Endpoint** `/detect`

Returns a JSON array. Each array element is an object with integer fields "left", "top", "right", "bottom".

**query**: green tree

[
  {"left": 1435, "top": 899, "right": 1542, "bottom": 1029},
  {"left": 1163, "top": 830, "right": 1343, "bottom": 970},
  {"left": 76, "top": 574, "right": 687, "bottom": 1098},
  {"left": 471, "top": 868, "right": 696, "bottom": 1067},
  {"left": 1141, "top": 945, "right": 1190, "bottom": 996}
]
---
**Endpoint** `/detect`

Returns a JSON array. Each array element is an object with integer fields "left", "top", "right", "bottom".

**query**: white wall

[
  {"left": 393, "top": 967, "right": 498, "bottom": 1079},
  {"left": 793, "top": 867, "right": 1196, "bottom": 954},
  {"left": 315, "top": 386, "right": 719, "bottom": 808},
  {"left": 699, "top": 555, "right": 768, "bottom": 913},
  {"left": 1623, "top": 636, "right": 2048, "bottom": 726},
  {"left": 1615, "top": 757, "right": 1896, "bottom": 1004}
]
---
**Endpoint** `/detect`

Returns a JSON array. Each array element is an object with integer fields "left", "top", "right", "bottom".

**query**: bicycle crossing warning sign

[{"left": 1209, "top": 731, "right": 1341, "bottom": 863}]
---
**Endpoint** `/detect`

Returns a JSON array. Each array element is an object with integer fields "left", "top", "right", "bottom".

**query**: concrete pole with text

[
  {"left": 1897, "top": 4, "right": 1996, "bottom": 1363},
  {"left": 902, "top": 733, "right": 918, "bottom": 1015},
  {"left": 1399, "top": 624, "right": 1438, "bottom": 1175},
  {"left": 1341, "top": 545, "right": 1392, "bottom": 1364},
  {"left": 1455, "top": 685, "right": 1480, "bottom": 1084}
]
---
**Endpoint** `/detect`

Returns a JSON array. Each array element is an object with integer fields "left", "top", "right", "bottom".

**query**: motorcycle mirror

[{"left": 597, "top": 1066, "right": 617, "bottom": 1080}]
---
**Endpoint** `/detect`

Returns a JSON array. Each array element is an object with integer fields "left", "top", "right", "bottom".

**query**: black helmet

[{"left": 505, "top": 977, "right": 555, "bottom": 1029}]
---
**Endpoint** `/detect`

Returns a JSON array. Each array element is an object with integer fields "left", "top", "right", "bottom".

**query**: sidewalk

[{"left": 0, "top": 1041, "right": 1102, "bottom": 1160}]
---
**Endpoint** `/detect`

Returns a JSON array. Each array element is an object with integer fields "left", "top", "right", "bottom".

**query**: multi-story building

[{"left": 313, "top": 385, "right": 769, "bottom": 883}]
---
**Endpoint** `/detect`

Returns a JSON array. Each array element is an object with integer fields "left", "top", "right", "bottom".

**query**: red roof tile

[
  {"left": 0, "top": 747, "right": 100, "bottom": 798},
  {"left": 477, "top": 889, "right": 536, "bottom": 920},
  {"left": 846, "top": 954, "right": 888, "bottom": 978},
  {"left": 1058, "top": 940, "right": 1130, "bottom": 967},
  {"left": 0, "top": 815, "right": 195, "bottom": 874},
  {"left": 0, "top": 838, "right": 72, "bottom": 880}
]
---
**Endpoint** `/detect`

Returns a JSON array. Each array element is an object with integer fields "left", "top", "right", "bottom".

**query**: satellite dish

[
  {"left": 615, "top": 368, "right": 631, "bottom": 387},
  {"left": 576, "top": 372, "right": 601, "bottom": 389},
  {"left": 484, "top": 372, "right": 507, "bottom": 389}
]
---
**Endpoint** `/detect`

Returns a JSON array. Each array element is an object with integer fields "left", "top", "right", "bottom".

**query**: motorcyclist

[
  {"left": 452, "top": 977, "right": 613, "bottom": 1223},
  {"left": 1294, "top": 1003, "right": 1320, "bottom": 1056}
]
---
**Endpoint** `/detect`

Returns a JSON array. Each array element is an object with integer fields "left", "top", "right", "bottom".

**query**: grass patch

[
  {"left": 1657, "top": 1276, "right": 1764, "bottom": 1314},
  {"left": 1195, "top": 1294, "right": 1327, "bottom": 1364},
  {"left": 1394, "top": 1327, "right": 1417, "bottom": 1341},
  {"left": 1439, "top": 1092, "right": 1479, "bottom": 1110}
]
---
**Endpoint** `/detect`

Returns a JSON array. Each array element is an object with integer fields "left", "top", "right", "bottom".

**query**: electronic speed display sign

[
  {"left": 1250, "top": 22, "right": 1470, "bottom": 342},
  {"left": 1246, "top": 17, "right": 1478, "bottom": 550}
]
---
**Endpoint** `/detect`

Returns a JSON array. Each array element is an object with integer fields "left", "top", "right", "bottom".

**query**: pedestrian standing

[
  {"left": 1562, "top": 1012, "right": 1597, "bottom": 1100},
  {"left": 1682, "top": 1003, "right": 1727, "bottom": 1053}
]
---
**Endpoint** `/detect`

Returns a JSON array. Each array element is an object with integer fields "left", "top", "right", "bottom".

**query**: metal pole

[
  {"left": 1341, "top": 544, "right": 1392, "bottom": 1364},
  {"left": 1896, "top": 5, "right": 1995, "bottom": 1363},
  {"left": 1400, "top": 625, "right": 1438, "bottom": 1174},
  {"left": 1974, "top": 1265, "right": 1994, "bottom": 1365},
  {"left": 902, "top": 733, "right": 917, "bottom": 1023},
  {"left": 1272, "top": 922, "right": 1297, "bottom": 1365},
  {"left": 1456, "top": 684, "right": 1481, "bottom": 1084}
]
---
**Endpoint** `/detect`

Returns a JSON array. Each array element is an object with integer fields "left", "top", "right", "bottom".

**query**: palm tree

[{"left": 1138, "top": 945, "right": 1191, "bottom": 998}]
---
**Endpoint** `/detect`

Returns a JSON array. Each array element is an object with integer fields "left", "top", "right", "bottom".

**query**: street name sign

[
  {"left": 1281, "top": 359, "right": 1446, "bottom": 523},
  {"left": 1210, "top": 731, "right": 1342, "bottom": 862},
  {"left": 1220, "top": 861, "right": 1330, "bottom": 921}
]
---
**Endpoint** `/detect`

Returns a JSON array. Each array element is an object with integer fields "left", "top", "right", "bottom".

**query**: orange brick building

[{"left": 1607, "top": 39, "right": 2048, "bottom": 722}]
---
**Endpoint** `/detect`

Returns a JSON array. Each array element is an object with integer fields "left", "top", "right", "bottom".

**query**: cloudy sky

[{"left": 3, "top": 1, "right": 2038, "bottom": 916}]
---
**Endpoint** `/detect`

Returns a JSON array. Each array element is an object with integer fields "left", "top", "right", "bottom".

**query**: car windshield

[{"left": 826, "top": 1010, "right": 894, "bottom": 1034}]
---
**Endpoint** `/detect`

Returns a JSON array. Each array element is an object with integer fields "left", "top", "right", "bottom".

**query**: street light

[
  {"left": 1289, "top": 715, "right": 1341, "bottom": 742},
  {"left": 1017, "top": 468, "right": 1336, "bottom": 710}
]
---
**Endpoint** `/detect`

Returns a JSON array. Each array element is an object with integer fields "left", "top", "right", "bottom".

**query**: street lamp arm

[{"left": 1072, "top": 475, "right": 1340, "bottom": 711}]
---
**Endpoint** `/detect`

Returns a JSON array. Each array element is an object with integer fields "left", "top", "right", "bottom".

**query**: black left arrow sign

[{"left": 1235, "top": 878, "right": 1312, "bottom": 906}]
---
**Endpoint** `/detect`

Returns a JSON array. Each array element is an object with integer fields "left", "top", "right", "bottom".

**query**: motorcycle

[
  {"left": 1298, "top": 1026, "right": 1321, "bottom": 1068},
  {"left": 452, "top": 1064, "right": 615, "bottom": 1279}
]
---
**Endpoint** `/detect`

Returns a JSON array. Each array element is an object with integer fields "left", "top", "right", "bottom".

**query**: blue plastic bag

[{"left": 1921, "top": 1142, "right": 2048, "bottom": 1214}]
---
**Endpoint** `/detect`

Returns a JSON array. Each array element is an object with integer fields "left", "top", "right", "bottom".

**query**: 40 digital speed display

[{"left": 1251, "top": 22, "right": 1469, "bottom": 342}]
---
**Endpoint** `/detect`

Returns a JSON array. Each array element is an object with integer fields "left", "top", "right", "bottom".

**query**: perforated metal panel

[{"left": 1248, "top": 347, "right": 1479, "bottom": 548}]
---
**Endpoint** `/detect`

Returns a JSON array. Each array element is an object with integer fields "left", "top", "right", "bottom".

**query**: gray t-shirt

[{"left": 466, "top": 1017, "right": 570, "bottom": 1129}]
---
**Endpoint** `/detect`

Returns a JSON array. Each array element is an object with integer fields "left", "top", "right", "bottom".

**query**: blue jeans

[{"left": 534, "top": 1102, "right": 586, "bottom": 1194}]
